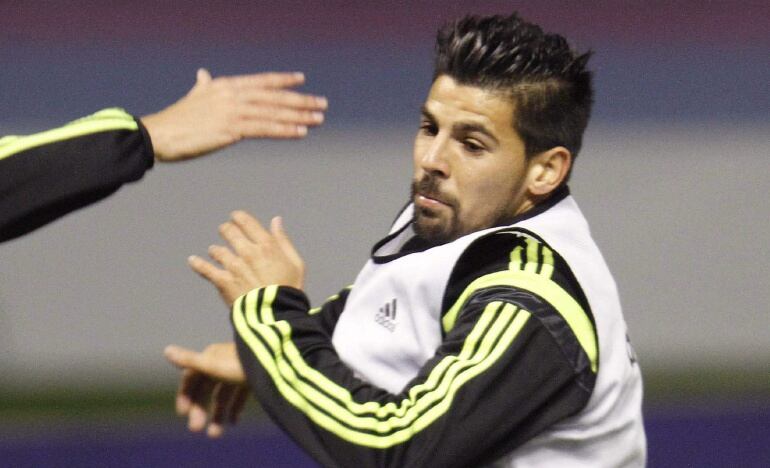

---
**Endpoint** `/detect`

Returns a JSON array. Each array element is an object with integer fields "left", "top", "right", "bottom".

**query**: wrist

[{"left": 139, "top": 112, "right": 172, "bottom": 162}]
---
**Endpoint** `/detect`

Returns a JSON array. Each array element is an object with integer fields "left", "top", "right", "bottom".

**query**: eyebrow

[
  {"left": 420, "top": 106, "right": 500, "bottom": 146},
  {"left": 453, "top": 122, "right": 499, "bottom": 146}
]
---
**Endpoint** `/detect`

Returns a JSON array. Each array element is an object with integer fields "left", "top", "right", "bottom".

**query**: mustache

[{"left": 411, "top": 175, "right": 456, "bottom": 206}]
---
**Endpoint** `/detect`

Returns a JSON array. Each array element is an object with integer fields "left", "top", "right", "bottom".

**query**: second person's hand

[{"left": 142, "top": 69, "right": 327, "bottom": 162}]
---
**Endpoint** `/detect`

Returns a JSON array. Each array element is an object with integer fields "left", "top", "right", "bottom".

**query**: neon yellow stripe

[
  {"left": 244, "top": 294, "right": 513, "bottom": 427},
  {"left": 524, "top": 238, "right": 540, "bottom": 274},
  {"left": 309, "top": 289, "right": 343, "bottom": 315},
  {"left": 233, "top": 296, "right": 530, "bottom": 447},
  {"left": 0, "top": 108, "right": 137, "bottom": 161},
  {"left": 272, "top": 301, "right": 508, "bottom": 428},
  {"left": 72, "top": 108, "right": 134, "bottom": 122},
  {"left": 255, "top": 296, "right": 501, "bottom": 421},
  {"left": 259, "top": 285, "right": 279, "bottom": 324},
  {"left": 442, "top": 269, "right": 597, "bottom": 372},
  {"left": 508, "top": 245, "right": 523, "bottom": 271},
  {"left": 307, "top": 285, "right": 353, "bottom": 315},
  {"left": 540, "top": 244, "right": 554, "bottom": 279},
  {"left": 368, "top": 309, "right": 528, "bottom": 447}
]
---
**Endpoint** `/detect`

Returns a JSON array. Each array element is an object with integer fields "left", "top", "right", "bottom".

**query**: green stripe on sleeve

[
  {"left": 308, "top": 285, "right": 353, "bottom": 315},
  {"left": 442, "top": 269, "right": 597, "bottom": 372},
  {"left": 523, "top": 237, "right": 540, "bottom": 274},
  {"left": 0, "top": 108, "right": 138, "bottom": 161},
  {"left": 233, "top": 289, "right": 531, "bottom": 447}
]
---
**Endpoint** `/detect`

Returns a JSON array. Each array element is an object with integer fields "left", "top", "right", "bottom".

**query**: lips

[
  {"left": 416, "top": 191, "right": 451, "bottom": 209},
  {"left": 412, "top": 175, "right": 453, "bottom": 210}
]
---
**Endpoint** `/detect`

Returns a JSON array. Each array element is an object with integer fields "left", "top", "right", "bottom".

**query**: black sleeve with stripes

[
  {"left": 307, "top": 286, "right": 353, "bottom": 336},
  {"left": 0, "top": 109, "right": 154, "bottom": 243},
  {"left": 232, "top": 228, "right": 598, "bottom": 468}
]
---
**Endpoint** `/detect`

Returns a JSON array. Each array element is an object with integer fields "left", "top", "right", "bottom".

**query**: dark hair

[{"left": 434, "top": 14, "right": 593, "bottom": 175}]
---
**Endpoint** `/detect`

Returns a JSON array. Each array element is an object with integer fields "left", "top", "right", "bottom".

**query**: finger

[
  {"left": 188, "top": 377, "right": 216, "bottom": 432},
  {"left": 238, "top": 106, "right": 324, "bottom": 126},
  {"left": 188, "top": 255, "right": 230, "bottom": 285},
  {"left": 207, "top": 421, "right": 225, "bottom": 439},
  {"left": 196, "top": 68, "right": 213, "bottom": 85},
  {"left": 234, "top": 120, "right": 309, "bottom": 139},
  {"left": 228, "top": 71, "right": 306, "bottom": 90},
  {"left": 239, "top": 89, "right": 328, "bottom": 111},
  {"left": 270, "top": 216, "right": 303, "bottom": 266},
  {"left": 205, "top": 383, "right": 226, "bottom": 438},
  {"left": 229, "top": 212, "right": 272, "bottom": 245},
  {"left": 211, "top": 383, "right": 236, "bottom": 427},
  {"left": 165, "top": 344, "right": 204, "bottom": 371},
  {"left": 207, "top": 383, "right": 236, "bottom": 438},
  {"left": 228, "top": 386, "right": 250, "bottom": 424},
  {"left": 207, "top": 244, "right": 242, "bottom": 271},
  {"left": 175, "top": 368, "right": 200, "bottom": 416},
  {"left": 218, "top": 221, "right": 258, "bottom": 257}
]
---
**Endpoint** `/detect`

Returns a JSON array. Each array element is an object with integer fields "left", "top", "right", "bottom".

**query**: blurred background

[{"left": 1, "top": 1, "right": 768, "bottom": 466}]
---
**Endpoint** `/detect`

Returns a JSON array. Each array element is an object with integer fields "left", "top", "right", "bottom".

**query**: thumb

[
  {"left": 165, "top": 344, "right": 203, "bottom": 370},
  {"left": 271, "top": 216, "right": 303, "bottom": 265},
  {"left": 194, "top": 68, "right": 213, "bottom": 88}
]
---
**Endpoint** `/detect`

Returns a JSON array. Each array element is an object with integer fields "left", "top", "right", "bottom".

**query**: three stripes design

[
  {"left": 0, "top": 108, "right": 138, "bottom": 161},
  {"left": 233, "top": 285, "right": 532, "bottom": 448}
]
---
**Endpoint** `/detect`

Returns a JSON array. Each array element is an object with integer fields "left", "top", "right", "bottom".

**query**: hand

[
  {"left": 164, "top": 342, "right": 249, "bottom": 438},
  {"left": 141, "top": 68, "right": 327, "bottom": 162},
  {"left": 189, "top": 211, "right": 305, "bottom": 305}
]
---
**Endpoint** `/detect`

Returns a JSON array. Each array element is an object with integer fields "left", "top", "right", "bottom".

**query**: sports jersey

[
  {"left": 231, "top": 186, "right": 646, "bottom": 467},
  {"left": 0, "top": 108, "right": 154, "bottom": 242}
]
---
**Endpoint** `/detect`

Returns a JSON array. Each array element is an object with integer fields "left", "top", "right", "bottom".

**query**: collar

[{"left": 371, "top": 186, "right": 571, "bottom": 264}]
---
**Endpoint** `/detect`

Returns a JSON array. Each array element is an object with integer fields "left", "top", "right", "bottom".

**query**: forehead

[{"left": 424, "top": 75, "right": 516, "bottom": 131}]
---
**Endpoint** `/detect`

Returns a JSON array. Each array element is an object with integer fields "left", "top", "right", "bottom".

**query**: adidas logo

[{"left": 374, "top": 298, "right": 398, "bottom": 332}]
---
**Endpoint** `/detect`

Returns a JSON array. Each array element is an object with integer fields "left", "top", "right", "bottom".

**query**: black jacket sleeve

[
  {"left": 231, "top": 229, "right": 598, "bottom": 468},
  {"left": 0, "top": 108, "right": 154, "bottom": 242},
  {"left": 307, "top": 286, "right": 353, "bottom": 336}
]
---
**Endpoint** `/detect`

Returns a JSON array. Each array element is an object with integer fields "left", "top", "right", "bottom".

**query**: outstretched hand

[
  {"left": 164, "top": 342, "right": 248, "bottom": 438},
  {"left": 189, "top": 211, "right": 305, "bottom": 306},
  {"left": 142, "top": 69, "right": 327, "bottom": 161}
]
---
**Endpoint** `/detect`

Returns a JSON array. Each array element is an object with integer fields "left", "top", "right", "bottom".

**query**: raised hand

[
  {"left": 189, "top": 211, "right": 305, "bottom": 305},
  {"left": 142, "top": 69, "right": 327, "bottom": 162}
]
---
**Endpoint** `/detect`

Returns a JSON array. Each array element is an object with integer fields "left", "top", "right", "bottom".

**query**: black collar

[{"left": 371, "top": 185, "right": 571, "bottom": 264}]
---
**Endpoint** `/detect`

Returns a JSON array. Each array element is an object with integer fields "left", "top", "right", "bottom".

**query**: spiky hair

[{"left": 435, "top": 14, "right": 593, "bottom": 165}]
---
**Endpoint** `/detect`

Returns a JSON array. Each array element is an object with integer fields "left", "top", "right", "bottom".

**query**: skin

[
  {"left": 165, "top": 212, "right": 303, "bottom": 438},
  {"left": 142, "top": 68, "right": 328, "bottom": 162},
  {"left": 165, "top": 75, "right": 573, "bottom": 437},
  {"left": 412, "top": 75, "right": 534, "bottom": 243}
]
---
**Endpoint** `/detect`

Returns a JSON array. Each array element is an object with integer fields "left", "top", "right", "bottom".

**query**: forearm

[
  {"left": 0, "top": 109, "right": 153, "bottom": 242},
  {"left": 232, "top": 286, "right": 594, "bottom": 467}
]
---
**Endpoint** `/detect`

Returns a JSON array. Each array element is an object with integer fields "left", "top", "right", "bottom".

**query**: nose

[{"left": 418, "top": 135, "right": 450, "bottom": 178}]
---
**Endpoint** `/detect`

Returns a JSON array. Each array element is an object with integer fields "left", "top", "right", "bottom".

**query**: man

[
  {"left": 0, "top": 69, "right": 327, "bottom": 242},
  {"left": 166, "top": 13, "right": 646, "bottom": 467}
]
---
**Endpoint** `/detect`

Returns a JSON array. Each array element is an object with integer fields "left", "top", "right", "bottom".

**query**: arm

[
  {"left": 171, "top": 218, "right": 598, "bottom": 467},
  {"left": 231, "top": 281, "right": 594, "bottom": 467},
  {"left": 0, "top": 69, "right": 327, "bottom": 243},
  {"left": 0, "top": 109, "right": 152, "bottom": 242}
]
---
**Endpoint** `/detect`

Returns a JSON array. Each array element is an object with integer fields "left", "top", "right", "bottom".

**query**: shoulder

[
  {"left": 442, "top": 227, "right": 589, "bottom": 315},
  {"left": 441, "top": 227, "right": 598, "bottom": 374}
]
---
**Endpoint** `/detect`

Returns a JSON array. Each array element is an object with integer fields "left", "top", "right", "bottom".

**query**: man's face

[{"left": 412, "top": 75, "right": 532, "bottom": 243}]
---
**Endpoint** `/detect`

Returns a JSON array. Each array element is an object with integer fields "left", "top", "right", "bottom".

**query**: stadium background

[{"left": 1, "top": 1, "right": 768, "bottom": 466}]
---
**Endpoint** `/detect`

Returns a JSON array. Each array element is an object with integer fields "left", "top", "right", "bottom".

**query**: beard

[
  {"left": 411, "top": 174, "right": 461, "bottom": 244},
  {"left": 411, "top": 174, "right": 522, "bottom": 244}
]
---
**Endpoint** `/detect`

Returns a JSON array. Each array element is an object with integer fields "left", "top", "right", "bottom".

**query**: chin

[{"left": 414, "top": 215, "right": 455, "bottom": 244}]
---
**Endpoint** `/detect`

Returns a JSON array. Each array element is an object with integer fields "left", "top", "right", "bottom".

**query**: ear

[{"left": 527, "top": 146, "right": 572, "bottom": 196}]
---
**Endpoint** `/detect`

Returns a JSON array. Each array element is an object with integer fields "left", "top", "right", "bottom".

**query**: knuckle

[
  {"left": 213, "top": 270, "right": 231, "bottom": 283},
  {"left": 240, "top": 247, "right": 256, "bottom": 263}
]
